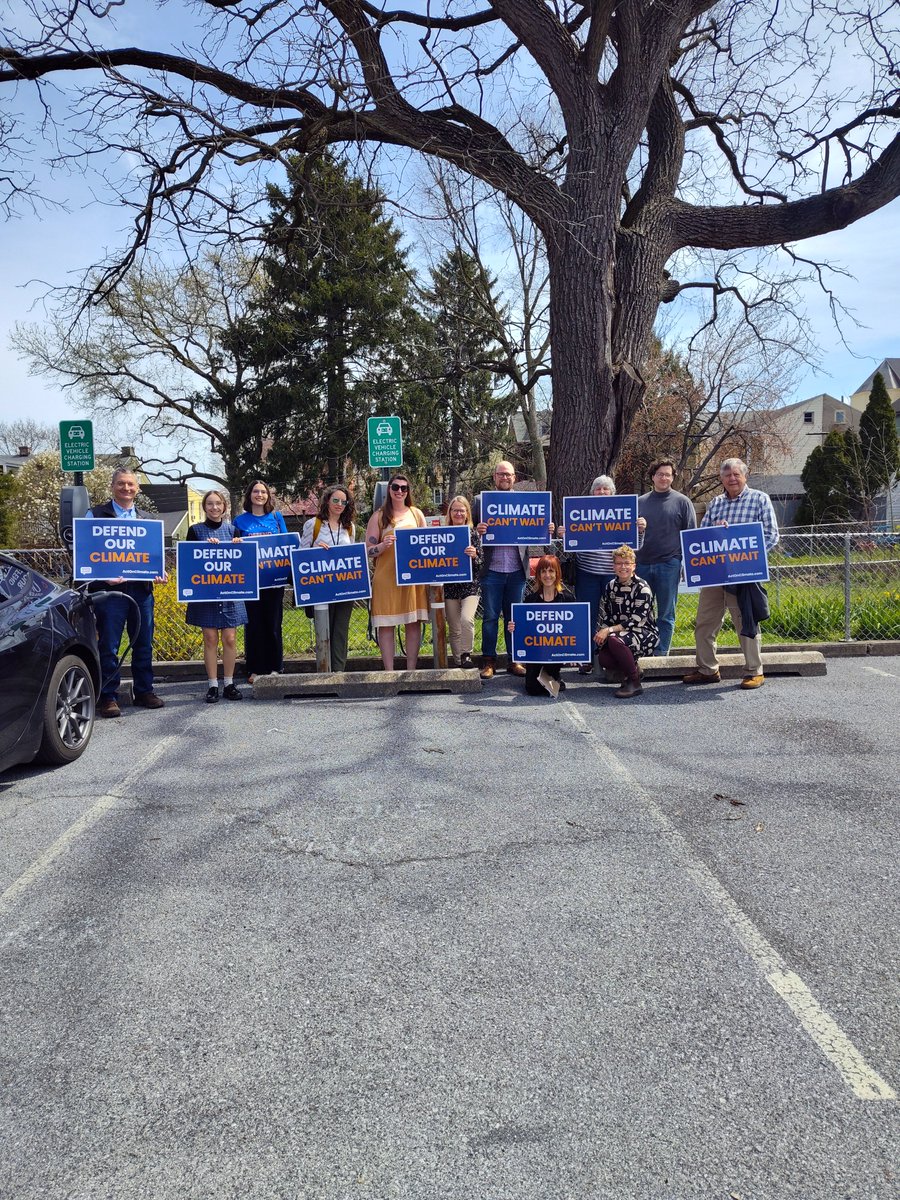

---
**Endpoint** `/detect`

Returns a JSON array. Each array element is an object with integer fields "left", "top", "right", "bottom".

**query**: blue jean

[
  {"left": 95, "top": 586, "right": 155, "bottom": 698},
  {"left": 576, "top": 565, "right": 615, "bottom": 653},
  {"left": 639, "top": 556, "right": 682, "bottom": 655},
  {"left": 480, "top": 568, "right": 525, "bottom": 659}
]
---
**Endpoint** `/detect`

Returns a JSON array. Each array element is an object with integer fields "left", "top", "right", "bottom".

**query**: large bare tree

[{"left": 2, "top": 1, "right": 898, "bottom": 501}]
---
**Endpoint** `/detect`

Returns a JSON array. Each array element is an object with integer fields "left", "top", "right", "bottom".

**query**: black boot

[{"left": 614, "top": 677, "right": 643, "bottom": 699}]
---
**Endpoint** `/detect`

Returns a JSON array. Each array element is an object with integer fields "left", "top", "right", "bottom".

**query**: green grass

[{"left": 144, "top": 576, "right": 900, "bottom": 661}]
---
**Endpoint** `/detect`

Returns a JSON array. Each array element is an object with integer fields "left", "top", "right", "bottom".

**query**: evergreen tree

[
  {"left": 419, "top": 249, "right": 513, "bottom": 496},
  {"left": 226, "top": 153, "right": 427, "bottom": 493},
  {"left": 796, "top": 429, "right": 865, "bottom": 525},
  {"left": 859, "top": 372, "right": 900, "bottom": 505}
]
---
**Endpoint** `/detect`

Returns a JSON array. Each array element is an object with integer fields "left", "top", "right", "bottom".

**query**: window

[
  {"left": 803, "top": 412, "right": 814, "bottom": 423},
  {"left": 834, "top": 411, "right": 846, "bottom": 424}
]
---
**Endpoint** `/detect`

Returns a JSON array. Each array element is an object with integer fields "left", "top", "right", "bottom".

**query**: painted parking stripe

[
  {"left": 860, "top": 665, "right": 897, "bottom": 679},
  {"left": 562, "top": 701, "right": 896, "bottom": 1102},
  {"left": 0, "top": 716, "right": 199, "bottom": 923}
]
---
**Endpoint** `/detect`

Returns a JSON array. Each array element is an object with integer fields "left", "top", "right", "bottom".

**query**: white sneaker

[{"left": 538, "top": 668, "right": 560, "bottom": 698}]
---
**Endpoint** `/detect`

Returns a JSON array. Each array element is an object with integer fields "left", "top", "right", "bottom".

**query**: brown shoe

[
  {"left": 479, "top": 657, "right": 496, "bottom": 680},
  {"left": 740, "top": 674, "right": 765, "bottom": 689},
  {"left": 98, "top": 697, "right": 121, "bottom": 719},
  {"left": 506, "top": 662, "right": 526, "bottom": 677},
  {"left": 614, "top": 678, "right": 643, "bottom": 698},
  {"left": 682, "top": 671, "right": 721, "bottom": 685},
  {"left": 134, "top": 691, "right": 165, "bottom": 709}
]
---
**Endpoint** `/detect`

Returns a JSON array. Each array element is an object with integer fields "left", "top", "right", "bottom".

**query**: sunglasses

[
  {"left": 329, "top": 497, "right": 348, "bottom": 505},
  {"left": 390, "top": 483, "right": 409, "bottom": 492}
]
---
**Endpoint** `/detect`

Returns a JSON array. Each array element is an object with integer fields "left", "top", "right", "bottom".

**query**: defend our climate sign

[
  {"left": 562, "top": 495, "right": 639, "bottom": 551},
  {"left": 176, "top": 540, "right": 260, "bottom": 602},
  {"left": 289, "top": 544, "right": 371, "bottom": 606},
  {"left": 479, "top": 491, "right": 552, "bottom": 546},
  {"left": 680, "top": 521, "right": 769, "bottom": 588},
  {"left": 394, "top": 526, "right": 472, "bottom": 586},
  {"left": 510, "top": 601, "right": 592, "bottom": 664},
  {"left": 254, "top": 532, "right": 302, "bottom": 589},
  {"left": 72, "top": 518, "right": 165, "bottom": 581}
]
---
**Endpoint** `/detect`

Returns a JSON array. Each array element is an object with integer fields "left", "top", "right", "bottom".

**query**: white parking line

[
  {"left": 562, "top": 701, "right": 896, "bottom": 1103},
  {"left": 860, "top": 664, "right": 897, "bottom": 679},
  {"left": 0, "top": 718, "right": 196, "bottom": 924}
]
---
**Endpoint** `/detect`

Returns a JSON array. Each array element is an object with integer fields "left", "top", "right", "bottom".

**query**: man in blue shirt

[
  {"left": 683, "top": 458, "right": 779, "bottom": 690},
  {"left": 89, "top": 468, "right": 165, "bottom": 717}
]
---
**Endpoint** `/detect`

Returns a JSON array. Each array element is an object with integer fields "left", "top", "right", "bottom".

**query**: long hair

[
  {"left": 529, "top": 553, "right": 563, "bottom": 594},
  {"left": 316, "top": 484, "right": 355, "bottom": 532},
  {"left": 379, "top": 472, "right": 413, "bottom": 527},
  {"left": 242, "top": 479, "right": 275, "bottom": 514},
  {"left": 447, "top": 494, "right": 473, "bottom": 527}
]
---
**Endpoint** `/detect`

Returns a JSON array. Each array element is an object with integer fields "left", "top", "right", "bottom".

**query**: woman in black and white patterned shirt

[{"left": 594, "top": 545, "right": 657, "bottom": 699}]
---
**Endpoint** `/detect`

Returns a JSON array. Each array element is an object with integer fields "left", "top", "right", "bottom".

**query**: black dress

[{"left": 519, "top": 583, "right": 577, "bottom": 696}]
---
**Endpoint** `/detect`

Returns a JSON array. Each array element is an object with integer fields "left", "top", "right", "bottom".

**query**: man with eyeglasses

[{"left": 473, "top": 460, "right": 528, "bottom": 680}]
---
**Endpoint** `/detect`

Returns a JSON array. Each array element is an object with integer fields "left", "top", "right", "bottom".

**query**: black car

[{"left": 0, "top": 554, "right": 101, "bottom": 771}]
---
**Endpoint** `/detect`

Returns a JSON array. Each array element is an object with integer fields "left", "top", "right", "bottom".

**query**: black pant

[{"left": 244, "top": 587, "right": 285, "bottom": 675}]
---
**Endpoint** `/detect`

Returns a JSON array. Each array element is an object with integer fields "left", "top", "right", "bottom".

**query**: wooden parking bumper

[
  {"left": 638, "top": 651, "right": 827, "bottom": 680},
  {"left": 252, "top": 667, "right": 482, "bottom": 699}
]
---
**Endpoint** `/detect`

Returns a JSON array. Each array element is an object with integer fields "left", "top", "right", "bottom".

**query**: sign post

[{"left": 367, "top": 416, "right": 403, "bottom": 469}]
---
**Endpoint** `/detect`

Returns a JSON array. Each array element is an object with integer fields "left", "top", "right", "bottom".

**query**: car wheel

[{"left": 35, "top": 654, "right": 96, "bottom": 765}]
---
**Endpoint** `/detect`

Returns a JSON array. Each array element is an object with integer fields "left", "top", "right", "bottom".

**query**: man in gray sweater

[{"left": 636, "top": 461, "right": 696, "bottom": 655}]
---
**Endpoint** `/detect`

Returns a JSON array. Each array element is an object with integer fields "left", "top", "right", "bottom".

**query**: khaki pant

[
  {"left": 694, "top": 586, "right": 763, "bottom": 676},
  {"left": 445, "top": 593, "right": 479, "bottom": 662}
]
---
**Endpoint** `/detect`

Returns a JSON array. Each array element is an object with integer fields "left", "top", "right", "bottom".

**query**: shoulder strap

[{"left": 313, "top": 518, "right": 322, "bottom": 542}]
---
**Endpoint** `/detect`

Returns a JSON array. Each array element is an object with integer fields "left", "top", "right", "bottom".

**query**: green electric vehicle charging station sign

[
  {"left": 60, "top": 420, "right": 95, "bottom": 472},
  {"left": 367, "top": 416, "right": 403, "bottom": 469}
]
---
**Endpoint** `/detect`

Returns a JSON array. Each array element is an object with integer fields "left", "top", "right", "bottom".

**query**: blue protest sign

[
  {"left": 254, "top": 532, "right": 301, "bottom": 589},
  {"left": 289, "top": 544, "right": 371, "bottom": 606},
  {"left": 479, "top": 491, "right": 552, "bottom": 546},
  {"left": 562, "top": 495, "right": 639, "bottom": 551},
  {"left": 72, "top": 517, "right": 165, "bottom": 581},
  {"left": 511, "top": 601, "right": 592, "bottom": 664},
  {"left": 394, "top": 525, "right": 472, "bottom": 585},
  {"left": 681, "top": 522, "right": 769, "bottom": 588},
  {"left": 176, "top": 540, "right": 259, "bottom": 602}
]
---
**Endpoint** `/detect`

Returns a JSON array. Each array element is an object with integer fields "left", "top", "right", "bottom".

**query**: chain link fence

[{"left": 4, "top": 532, "right": 899, "bottom": 660}]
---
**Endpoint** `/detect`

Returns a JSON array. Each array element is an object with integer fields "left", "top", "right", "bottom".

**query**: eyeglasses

[
  {"left": 390, "top": 483, "right": 408, "bottom": 492},
  {"left": 329, "top": 497, "right": 348, "bottom": 505},
  {"left": 449, "top": 509, "right": 467, "bottom": 516},
  {"left": 495, "top": 472, "right": 514, "bottom": 478}
]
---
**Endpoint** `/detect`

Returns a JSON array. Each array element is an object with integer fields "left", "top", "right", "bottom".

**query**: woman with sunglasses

[
  {"left": 365, "top": 473, "right": 428, "bottom": 670},
  {"left": 507, "top": 554, "right": 576, "bottom": 698},
  {"left": 301, "top": 484, "right": 357, "bottom": 673},
  {"left": 233, "top": 479, "right": 288, "bottom": 681},
  {"left": 442, "top": 495, "right": 482, "bottom": 668}
]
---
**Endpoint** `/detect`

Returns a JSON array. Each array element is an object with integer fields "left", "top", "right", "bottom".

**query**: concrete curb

[
  {"left": 133, "top": 641, "right": 899, "bottom": 682},
  {"left": 639, "top": 651, "right": 827, "bottom": 680},
  {"left": 252, "top": 667, "right": 482, "bottom": 699}
]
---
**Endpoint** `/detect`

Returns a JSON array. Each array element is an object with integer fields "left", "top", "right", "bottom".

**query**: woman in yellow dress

[{"left": 365, "top": 473, "right": 429, "bottom": 670}]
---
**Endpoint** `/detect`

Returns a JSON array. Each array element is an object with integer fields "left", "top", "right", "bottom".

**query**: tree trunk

[
  {"left": 521, "top": 389, "right": 547, "bottom": 487},
  {"left": 545, "top": 208, "right": 670, "bottom": 508}
]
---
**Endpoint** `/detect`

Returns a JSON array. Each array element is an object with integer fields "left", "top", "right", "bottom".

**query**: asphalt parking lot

[{"left": 1, "top": 657, "right": 897, "bottom": 1199}]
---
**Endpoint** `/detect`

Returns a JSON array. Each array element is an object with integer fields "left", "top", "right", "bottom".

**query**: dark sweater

[{"left": 636, "top": 489, "right": 696, "bottom": 563}]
